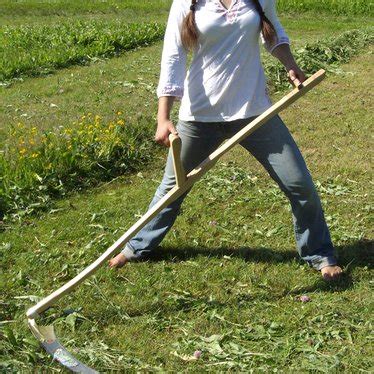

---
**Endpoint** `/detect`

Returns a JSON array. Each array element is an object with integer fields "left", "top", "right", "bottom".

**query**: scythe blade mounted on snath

[{"left": 26, "top": 70, "right": 326, "bottom": 372}]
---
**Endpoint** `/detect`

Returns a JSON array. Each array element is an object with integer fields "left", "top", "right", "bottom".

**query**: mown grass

[
  {"left": 0, "top": 52, "right": 373, "bottom": 371},
  {"left": 0, "top": 14, "right": 371, "bottom": 140},
  {"left": 277, "top": 0, "right": 372, "bottom": 16},
  {"left": 1, "top": 29, "right": 372, "bottom": 221},
  {"left": 1, "top": 19, "right": 372, "bottom": 83}
]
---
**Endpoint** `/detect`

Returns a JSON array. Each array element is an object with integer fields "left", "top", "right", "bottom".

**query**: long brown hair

[{"left": 181, "top": 0, "right": 277, "bottom": 50}]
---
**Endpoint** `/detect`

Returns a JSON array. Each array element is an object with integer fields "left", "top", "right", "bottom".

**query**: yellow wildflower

[
  {"left": 117, "top": 111, "right": 122, "bottom": 116},
  {"left": 117, "top": 120, "right": 125, "bottom": 126},
  {"left": 19, "top": 148, "right": 27, "bottom": 155},
  {"left": 31, "top": 152, "right": 39, "bottom": 158}
]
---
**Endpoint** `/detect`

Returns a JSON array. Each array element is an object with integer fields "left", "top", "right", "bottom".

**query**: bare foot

[
  {"left": 108, "top": 253, "right": 128, "bottom": 269},
  {"left": 321, "top": 265, "right": 343, "bottom": 281}
]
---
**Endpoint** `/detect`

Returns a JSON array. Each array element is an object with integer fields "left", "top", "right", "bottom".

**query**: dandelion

[
  {"left": 117, "top": 119, "right": 125, "bottom": 126},
  {"left": 19, "top": 148, "right": 27, "bottom": 155},
  {"left": 31, "top": 152, "right": 39, "bottom": 158},
  {"left": 117, "top": 111, "right": 122, "bottom": 116}
]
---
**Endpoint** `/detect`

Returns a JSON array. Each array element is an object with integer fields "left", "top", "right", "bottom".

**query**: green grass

[
  {"left": 0, "top": 3, "right": 373, "bottom": 371},
  {"left": 0, "top": 0, "right": 172, "bottom": 26},
  {"left": 264, "top": 28, "right": 373, "bottom": 91},
  {"left": 1, "top": 28, "right": 372, "bottom": 220},
  {"left": 0, "top": 14, "right": 371, "bottom": 143},
  {"left": 0, "top": 21, "right": 165, "bottom": 82},
  {"left": 0, "top": 0, "right": 372, "bottom": 19},
  {"left": 0, "top": 114, "right": 155, "bottom": 219},
  {"left": 277, "top": 0, "right": 373, "bottom": 16},
  {"left": 0, "top": 51, "right": 373, "bottom": 370},
  {"left": 0, "top": 0, "right": 173, "bottom": 16}
]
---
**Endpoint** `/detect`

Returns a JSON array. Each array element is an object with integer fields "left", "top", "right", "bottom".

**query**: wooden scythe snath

[{"left": 27, "top": 70, "right": 326, "bottom": 372}]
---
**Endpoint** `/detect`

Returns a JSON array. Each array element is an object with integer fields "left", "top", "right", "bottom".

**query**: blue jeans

[{"left": 122, "top": 115, "right": 337, "bottom": 271}]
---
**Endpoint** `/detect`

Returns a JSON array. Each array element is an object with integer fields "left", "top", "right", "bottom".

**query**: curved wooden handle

[{"left": 169, "top": 133, "right": 186, "bottom": 187}]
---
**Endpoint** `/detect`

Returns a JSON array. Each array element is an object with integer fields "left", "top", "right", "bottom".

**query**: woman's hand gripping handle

[{"left": 156, "top": 96, "right": 178, "bottom": 147}]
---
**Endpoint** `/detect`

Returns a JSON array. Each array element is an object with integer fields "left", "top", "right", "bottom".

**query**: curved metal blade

[{"left": 28, "top": 319, "right": 98, "bottom": 373}]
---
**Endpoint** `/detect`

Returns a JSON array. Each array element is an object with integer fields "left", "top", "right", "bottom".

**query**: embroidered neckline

[
  {"left": 222, "top": 0, "right": 241, "bottom": 24},
  {"left": 217, "top": 0, "right": 237, "bottom": 11}
]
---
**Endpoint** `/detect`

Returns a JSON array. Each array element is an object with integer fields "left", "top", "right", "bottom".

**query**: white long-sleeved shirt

[{"left": 157, "top": 0, "right": 290, "bottom": 122}]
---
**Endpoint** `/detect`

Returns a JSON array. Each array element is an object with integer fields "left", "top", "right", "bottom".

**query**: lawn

[{"left": 0, "top": 1, "right": 373, "bottom": 372}]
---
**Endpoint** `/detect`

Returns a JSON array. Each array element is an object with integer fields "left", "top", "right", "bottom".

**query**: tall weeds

[{"left": 0, "top": 114, "right": 155, "bottom": 220}]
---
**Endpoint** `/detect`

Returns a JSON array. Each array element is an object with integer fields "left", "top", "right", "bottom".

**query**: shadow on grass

[
  {"left": 146, "top": 239, "right": 372, "bottom": 293},
  {"left": 150, "top": 239, "right": 372, "bottom": 268}
]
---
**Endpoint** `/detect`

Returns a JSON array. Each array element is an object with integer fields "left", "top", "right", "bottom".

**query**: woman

[{"left": 109, "top": 0, "right": 342, "bottom": 280}]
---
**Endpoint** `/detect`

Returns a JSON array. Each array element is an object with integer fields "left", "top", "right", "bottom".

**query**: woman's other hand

[
  {"left": 155, "top": 119, "right": 178, "bottom": 147},
  {"left": 287, "top": 66, "right": 306, "bottom": 88},
  {"left": 271, "top": 44, "right": 306, "bottom": 88}
]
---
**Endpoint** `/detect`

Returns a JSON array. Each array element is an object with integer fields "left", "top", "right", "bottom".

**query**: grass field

[{"left": 0, "top": 0, "right": 373, "bottom": 372}]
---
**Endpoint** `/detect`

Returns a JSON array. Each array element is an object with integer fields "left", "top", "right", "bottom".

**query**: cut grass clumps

[
  {"left": 265, "top": 28, "right": 374, "bottom": 92},
  {"left": 0, "top": 114, "right": 156, "bottom": 220},
  {"left": 277, "top": 0, "right": 373, "bottom": 16},
  {"left": 0, "top": 21, "right": 165, "bottom": 82}
]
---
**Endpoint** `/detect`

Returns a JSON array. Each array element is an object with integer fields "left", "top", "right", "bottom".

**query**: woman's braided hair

[{"left": 181, "top": 0, "right": 277, "bottom": 50}]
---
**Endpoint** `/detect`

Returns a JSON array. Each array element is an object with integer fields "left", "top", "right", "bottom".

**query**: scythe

[{"left": 26, "top": 70, "right": 326, "bottom": 372}]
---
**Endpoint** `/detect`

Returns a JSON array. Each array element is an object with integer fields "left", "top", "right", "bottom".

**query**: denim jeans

[{"left": 122, "top": 115, "right": 337, "bottom": 271}]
